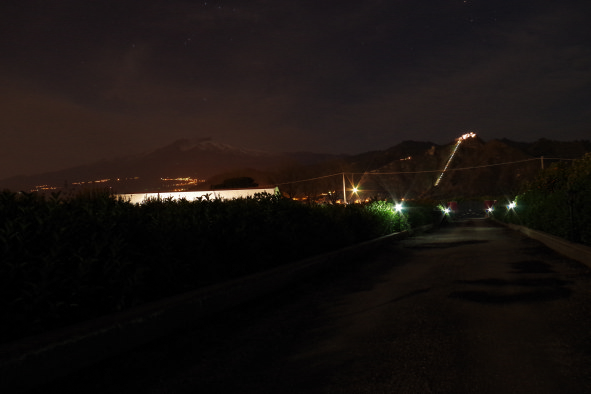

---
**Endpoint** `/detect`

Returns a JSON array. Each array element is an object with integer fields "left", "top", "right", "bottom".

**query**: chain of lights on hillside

[{"left": 434, "top": 132, "right": 476, "bottom": 186}]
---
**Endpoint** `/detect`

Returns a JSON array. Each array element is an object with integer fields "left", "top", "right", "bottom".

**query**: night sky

[{"left": 1, "top": 0, "right": 590, "bottom": 179}]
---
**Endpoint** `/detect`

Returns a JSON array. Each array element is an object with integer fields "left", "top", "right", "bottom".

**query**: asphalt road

[{"left": 37, "top": 218, "right": 591, "bottom": 393}]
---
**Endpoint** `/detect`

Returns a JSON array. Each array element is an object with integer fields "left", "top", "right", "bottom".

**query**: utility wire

[
  {"left": 355, "top": 157, "right": 574, "bottom": 175},
  {"left": 272, "top": 157, "right": 576, "bottom": 186},
  {"left": 273, "top": 172, "right": 343, "bottom": 186}
]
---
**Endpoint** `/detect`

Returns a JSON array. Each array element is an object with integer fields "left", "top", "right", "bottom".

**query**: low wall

[{"left": 496, "top": 220, "right": 591, "bottom": 268}]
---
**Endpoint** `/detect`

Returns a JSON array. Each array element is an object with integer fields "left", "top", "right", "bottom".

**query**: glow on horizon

[{"left": 118, "top": 187, "right": 277, "bottom": 204}]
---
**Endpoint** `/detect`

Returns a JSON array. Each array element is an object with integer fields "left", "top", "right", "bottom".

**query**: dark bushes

[
  {"left": 492, "top": 153, "right": 591, "bottom": 245},
  {"left": 1, "top": 191, "right": 429, "bottom": 342}
]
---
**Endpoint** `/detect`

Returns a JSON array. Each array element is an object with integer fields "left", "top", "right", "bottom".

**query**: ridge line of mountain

[{"left": 1, "top": 137, "right": 589, "bottom": 196}]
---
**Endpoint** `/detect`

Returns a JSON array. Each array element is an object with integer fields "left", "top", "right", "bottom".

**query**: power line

[
  {"left": 273, "top": 172, "right": 343, "bottom": 186},
  {"left": 356, "top": 157, "right": 575, "bottom": 175},
  {"left": 271, "top": 157, "right": 576, "bottom": 187}
]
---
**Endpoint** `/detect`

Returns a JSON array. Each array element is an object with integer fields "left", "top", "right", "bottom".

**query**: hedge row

[
  {"left": 1, "top": 191, "right": 433, "bottom": 342},
  {"left": 492, "top": 153, "right": 591, "bottom": 245}
]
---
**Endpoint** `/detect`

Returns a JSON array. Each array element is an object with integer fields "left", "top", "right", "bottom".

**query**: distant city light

[
  {"left": 457, "top": 132, "right": 477, "bottom": 141},
  {"left": 435, "top": 132, "right": 477, "bottom": 186}
]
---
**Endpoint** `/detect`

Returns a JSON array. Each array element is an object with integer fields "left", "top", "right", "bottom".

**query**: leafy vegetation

[
  {"left": 492, "top": 153, "right": 591, "bottom": 245},
  {"left": 1, "top": 191, "right": 433, "bottom": 342}
]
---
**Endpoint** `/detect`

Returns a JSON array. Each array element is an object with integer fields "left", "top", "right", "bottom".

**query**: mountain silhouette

[{"left": 1, "top": 137, "right": 589, "bottom": 198}]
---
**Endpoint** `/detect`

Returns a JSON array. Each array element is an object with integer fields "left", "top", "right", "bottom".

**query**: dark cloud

[{"left": 1, "top": 0, "right": 590, "bottom": 178}]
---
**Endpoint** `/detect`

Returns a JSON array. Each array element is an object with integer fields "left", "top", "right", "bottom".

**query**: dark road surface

[{"left": 37, "top": 219, "right": 591, "bottom": 393}]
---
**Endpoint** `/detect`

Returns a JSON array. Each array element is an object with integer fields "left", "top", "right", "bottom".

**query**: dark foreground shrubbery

[
  {"left": 1, "top": 191, "right": 433, "bottom": 342},
  {"left": 492, "top": 152, "right": 591, "bottom": 245}
]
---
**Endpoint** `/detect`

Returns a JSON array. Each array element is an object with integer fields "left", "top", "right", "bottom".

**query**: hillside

[
  {"left": 0, "top": 139, "right": 339, "bottom": 194},
  {"left": 347, "top": 137, "right": 588, "bottom": 200},
  {"left": 282, "top": 137, "right": 591, "bottom": 201},
  {"left": 1, "top": 137, "right": 589, "bottom": 198}
]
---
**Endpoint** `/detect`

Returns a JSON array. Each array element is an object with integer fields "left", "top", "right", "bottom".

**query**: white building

[{"left": 117, "top": 187, "right": 279, "bottom": 204}]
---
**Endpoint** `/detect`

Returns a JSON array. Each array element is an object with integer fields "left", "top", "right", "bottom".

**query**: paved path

[{"left": 37, "top": 219, "right": 591, "bottom": 393}]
